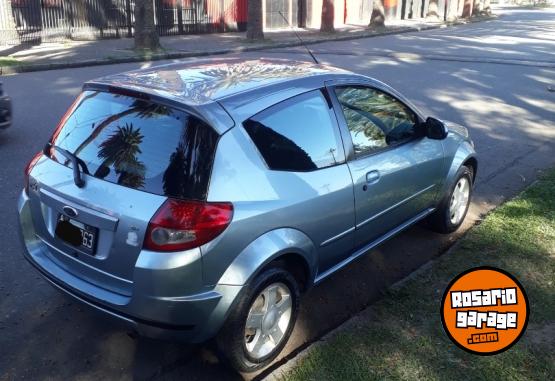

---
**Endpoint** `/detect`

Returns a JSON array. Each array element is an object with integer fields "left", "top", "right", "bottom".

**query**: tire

[
  {"left": 216, "top": 266, "right": 300, "bottom": 373},
  {"left": 428, "top": 165, "right": 473, "bottom": 234}
]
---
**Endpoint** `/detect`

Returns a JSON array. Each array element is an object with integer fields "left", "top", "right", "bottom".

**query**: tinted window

[
  {"left": 48, "top": 91, "right": 218, "bottom": 201},
  {"left": 243, "top": 91, "right": 341, "bottom": 172},
  {"left": 335, "top": 86, "right": 418, "bottom": 156}
]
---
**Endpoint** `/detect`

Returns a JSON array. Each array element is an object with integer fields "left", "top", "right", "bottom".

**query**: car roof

[
  {"left": 83, "top": 58, "right": 424, "bottom": 134},
  {"left": 85, "top": 58, "right": 353, "bottom": 107}
]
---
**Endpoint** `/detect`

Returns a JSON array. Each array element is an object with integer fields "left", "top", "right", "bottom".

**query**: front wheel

[
  {"left": 428, "top": 165, "right": 473, "bottom": 233},
  {"left": 216, "top": 266, "right": 299, "bottom": 372}
]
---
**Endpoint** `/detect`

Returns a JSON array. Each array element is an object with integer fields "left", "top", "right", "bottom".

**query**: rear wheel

[
  {"left": 429, "top": 165, "right": 473, "bottom": 233},
  {"left": 216, "top": 266, "right": 299, "bottom": 372}
]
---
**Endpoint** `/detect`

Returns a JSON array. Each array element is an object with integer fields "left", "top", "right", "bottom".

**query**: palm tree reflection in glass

[{"left": 95, "top": 123, "right": 146, "bottom": 189}]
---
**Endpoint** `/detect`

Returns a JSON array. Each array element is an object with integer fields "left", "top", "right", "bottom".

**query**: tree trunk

[
  {"left": 426, "top": 0, "right": 440, "bottom": 20},
  {"left": 1, "top": 0, "right": 20, "bottom": 44},
  {"left": 472, "top": 0, "right": 483, "bottom": 15},
  {"left": 320, "top": 0, "right": 335, "bottom": 32},
  {"left": 370, "top": 0, "right": 386, "bottom": 27},
  {"left": 483, "top": 0, "right": 491, "bottom": 15},
  {"left": 461, "top": 0, "right": 473, "bottom": 17},
  {"left": 247, "top": 0, "right": 264, "bottom": 40},
  {"left": 134, "top": 0, "right": 160, "bottom": 50}
]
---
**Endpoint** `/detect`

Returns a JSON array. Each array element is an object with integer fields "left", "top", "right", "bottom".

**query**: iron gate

[{"left": 0, "top": 0, "right": 247, "bottom": 45}]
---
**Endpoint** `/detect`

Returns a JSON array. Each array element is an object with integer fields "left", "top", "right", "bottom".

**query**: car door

[
  {"left": 236, "top": 89, "right": 356, "bottom": 274},
  {"left": 328, "top": 82, "right": 446, "bottom": 249}
]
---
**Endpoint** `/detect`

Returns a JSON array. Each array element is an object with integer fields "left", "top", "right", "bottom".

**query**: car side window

[
  {"left": 335, "top": 86, "right": 419, "bottom": 157},
  {"left": 243, "top": 90, "right": 342, "bottom": 172}
]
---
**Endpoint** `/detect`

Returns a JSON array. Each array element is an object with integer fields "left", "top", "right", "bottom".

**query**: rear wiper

[{"left": 44, "top": 143, "right": 89, "bottom": 188}]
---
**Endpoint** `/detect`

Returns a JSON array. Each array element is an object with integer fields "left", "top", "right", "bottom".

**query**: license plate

[{"left": 55, "top": 216, "right": 98, "bottom": 255}]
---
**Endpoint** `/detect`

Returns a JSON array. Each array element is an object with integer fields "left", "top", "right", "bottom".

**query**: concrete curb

[{"left": 0, "top": 16, "right": 495, "bottom": 75}]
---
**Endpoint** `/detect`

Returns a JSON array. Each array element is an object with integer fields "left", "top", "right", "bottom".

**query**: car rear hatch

[{"left": 26, "top": 89, "right": 219, "bottom": 298}]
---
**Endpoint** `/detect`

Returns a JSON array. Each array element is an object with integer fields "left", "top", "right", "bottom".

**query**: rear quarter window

[
  {"left": 48, "top": 90, "right": 218, "bottom": 201},
  {"left": 243, "top": 90, "right": 343, "bottom": 172}
]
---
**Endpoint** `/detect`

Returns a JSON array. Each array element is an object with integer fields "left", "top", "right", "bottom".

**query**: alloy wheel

[
  {"left": 244, "top": 282, "right": 293, "bottom": 360},
  {"left": 449, "top": 177, "right": 470, "bottom": 225}
]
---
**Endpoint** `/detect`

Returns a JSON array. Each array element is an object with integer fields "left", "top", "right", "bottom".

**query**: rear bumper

[
  {"left": 17, "top": 191, "right": 242, "bottom": 342},
  {"left": 0, "top": 95, "right": 12, "bottom": 129}
]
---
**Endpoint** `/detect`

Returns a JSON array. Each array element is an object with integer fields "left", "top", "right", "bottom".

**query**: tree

[
  {"left": 472, "top": 0, "right": 483, "bottom": 15},
  {"left": 95, "top": 124, "right": 146, "bottom": 188},
  {"left": 247, "top": 0, "right": 264, "bottom": 40},
  {"left": 370, "top": 0, "right": 386, "bottom": 28},
  {"left": 73, "top": 99, "right": 169, "bottom": 158},
  {"left": 426, "top": 0, "right": 441, "bottom": 20},
  {"left": 134, "top": 0, "right": 160, "bottom": 50},
  {"left": 320, "top": 0, "right": 335, "bottom": 33},
  {"left": 483, "top": 0, "right": 492, "bottom": 15},
  {"left": 462, "top": 0, "right": 473, "bottom": 17}
]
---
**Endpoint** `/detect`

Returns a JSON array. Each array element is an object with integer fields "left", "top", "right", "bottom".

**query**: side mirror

[{"left": 424, "top": 117, "right": 448, "bottom": 140}]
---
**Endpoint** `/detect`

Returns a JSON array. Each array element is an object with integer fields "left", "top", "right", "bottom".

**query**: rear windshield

[{"left": 48, "top": 90, "right": 218, "bottom": 201}]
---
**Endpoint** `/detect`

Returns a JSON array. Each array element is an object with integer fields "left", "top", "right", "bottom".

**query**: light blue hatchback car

[{"left": 18, "top": 58, "right": 476, "bottom": 371}]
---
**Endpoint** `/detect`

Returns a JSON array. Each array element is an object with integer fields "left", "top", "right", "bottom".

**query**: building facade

[{"left": 0, "top": 0, "right": 468, "bottom": 45}]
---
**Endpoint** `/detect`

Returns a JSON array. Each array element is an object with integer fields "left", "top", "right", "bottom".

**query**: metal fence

[{"left": 0, "top": 0, "right": 247, "bottom": 45}]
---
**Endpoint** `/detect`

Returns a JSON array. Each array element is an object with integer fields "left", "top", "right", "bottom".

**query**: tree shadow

[{"left": 0, "top": 7, "right": 554, "bottom": 379}]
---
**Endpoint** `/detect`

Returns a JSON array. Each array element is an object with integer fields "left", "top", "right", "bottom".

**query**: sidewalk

[{"left": 0, "top": 15, "right": 494, "bottom": 75}]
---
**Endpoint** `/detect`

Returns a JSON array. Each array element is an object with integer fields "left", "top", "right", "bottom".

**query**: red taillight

[
  {"left": 144, "top": 199, "right": 234, "bottom": 252},
  {"left": 24, "top": 152, "right": 42, "bottom": 195}
]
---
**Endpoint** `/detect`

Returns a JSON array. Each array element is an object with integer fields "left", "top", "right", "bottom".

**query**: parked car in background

[
  {"left": 0, "top": 82, "right": 12, "bottom": 130},
  {"left": 18, "top": 59, "right": 477, "bottom": 372}
]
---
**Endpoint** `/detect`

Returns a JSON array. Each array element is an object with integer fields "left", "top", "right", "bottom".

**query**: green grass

[
  {"left": 0, "top": 57, "right": 22, "bottom": 67},
  {"left": 284, "top": 170, "right": 555, "bottom": 381}
]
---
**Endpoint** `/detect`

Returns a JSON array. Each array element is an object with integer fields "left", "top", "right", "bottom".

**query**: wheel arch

[
  {"left": 217, "top": 227, "right": 318, "bottom": 290},
  {"left": 263, "top": 252, "right": 312, "bottom": 292},
  {"left": 462, "top": 156, "right": 478, "bottom": 184},
  {"left": 442, "top": 140, "right": 477, "bottom": 194}
]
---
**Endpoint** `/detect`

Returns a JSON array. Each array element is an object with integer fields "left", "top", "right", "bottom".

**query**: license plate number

[{"left": 55, "top": 216, "right": 98, "bottom": 255}]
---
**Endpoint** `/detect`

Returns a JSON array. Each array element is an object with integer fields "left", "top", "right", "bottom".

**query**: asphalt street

[{"left": 0, "top": 6, "right": 554, "bottom": 380}]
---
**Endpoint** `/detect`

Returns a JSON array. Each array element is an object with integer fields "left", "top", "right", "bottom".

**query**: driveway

[{"left": 0, "top": 6, "right": 554, "bottom": 380}]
